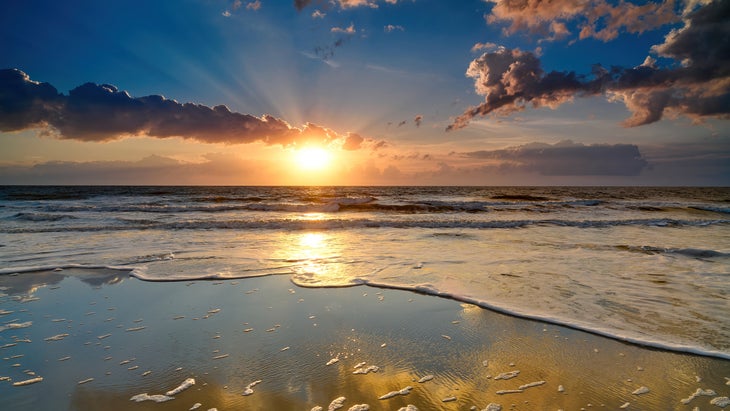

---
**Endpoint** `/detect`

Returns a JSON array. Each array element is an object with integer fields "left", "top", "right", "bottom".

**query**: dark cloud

[
  {"left": 462, "top": 140, "right": 648, "bottom": 176},
  {"left": 449, "top": 0, "right": 730, "bottom": 130},
  {"left": 296, "top": 0, "right": 396, "bottom": 10},
  {"left": 0, "top": 69, "right": 350, "bottom": 147},
  {"left": 314, "top": 24, "right": 357, "bottom": 60},
  {"left": 0, "top": 154, "right": 270, "bottom": 185},
  {"left": 294, "top": 0, "right": 313, "bottom": 11},
  {"left": 414, "top": 114, "right": 423, "bottom": 127},
  {"left": 0, "top": 69, "right": 62, "bottom": 131}
]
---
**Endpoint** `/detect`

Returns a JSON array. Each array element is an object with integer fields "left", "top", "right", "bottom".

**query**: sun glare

[{"left": 295, "top": 147, "right": 331, "bottom": 171}]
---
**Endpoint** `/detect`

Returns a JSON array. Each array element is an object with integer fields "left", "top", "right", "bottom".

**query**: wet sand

[{"left": 1, "top": 267, "right": 729, "bottom": 410}]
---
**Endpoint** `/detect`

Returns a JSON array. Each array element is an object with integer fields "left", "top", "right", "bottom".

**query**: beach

[
  {"left": 1, "top": 267, "right": 729, "bottom": 410},
  {"left": 1, "top": 186, "right": 729, "bottom": 410}
]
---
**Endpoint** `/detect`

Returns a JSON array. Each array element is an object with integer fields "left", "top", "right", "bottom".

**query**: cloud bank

[
  {"left": 450, "top": 0, "right": 730, "bottom": 130},
  {"left": 462, "top": 140, "right": 648, "bottom": 176},
  {"left": 486, "top": 0, "right": 680, "bottom": 42},
  {"left": 0, "top": 69, "right": 349, "bottom": 147}
]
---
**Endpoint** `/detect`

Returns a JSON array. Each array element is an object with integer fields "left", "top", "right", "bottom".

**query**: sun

[{"left": 295, "top": 147, "right": 331, "bottom": 171}]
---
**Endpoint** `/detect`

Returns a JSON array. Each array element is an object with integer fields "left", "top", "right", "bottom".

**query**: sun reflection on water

[{"left": 272, "top": 231, "right": 364, "bottom": 287}]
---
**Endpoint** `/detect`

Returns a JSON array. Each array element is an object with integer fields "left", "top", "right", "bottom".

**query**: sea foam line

[
  {"left": 3, "top": 218, "right": 728, "bottom": 233},
  {"left": 355, "top": 279, "right": 730, "bottom": 361},
  {"left": 1, "top": 263, "right": 728, "bottom": 361}
]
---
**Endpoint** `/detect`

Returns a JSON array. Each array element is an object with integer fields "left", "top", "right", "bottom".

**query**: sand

[{"left": 0, "top": 267, "right": 729, "bottom": 410}]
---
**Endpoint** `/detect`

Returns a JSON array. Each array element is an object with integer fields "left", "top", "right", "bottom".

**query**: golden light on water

[{"left": 299, "top": 232, "right": 327, "bottom": 250}]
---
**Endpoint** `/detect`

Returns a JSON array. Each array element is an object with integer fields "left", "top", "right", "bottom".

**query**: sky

[{"left": 0, "top": 0, "right": 728, "bottom": 185}]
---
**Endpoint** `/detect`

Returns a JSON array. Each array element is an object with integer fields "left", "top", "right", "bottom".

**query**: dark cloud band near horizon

[
  {"left": 462, "top": 140, "right": 648, "bottom": 176},
  {"left": 449, "top": 0, "right": 730, "bottom": 130},
  {"left": 0, "top": 69, "right": 348, "bottom": 147}
]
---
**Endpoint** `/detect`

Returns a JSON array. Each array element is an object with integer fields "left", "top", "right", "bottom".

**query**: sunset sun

[{"left": 295, "top": 147, "right": 331, "bottom": 171}]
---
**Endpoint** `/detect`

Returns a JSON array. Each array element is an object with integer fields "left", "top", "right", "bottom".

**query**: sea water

[{"left": 1, "top": 186, "right": 729, "bottom": 358}]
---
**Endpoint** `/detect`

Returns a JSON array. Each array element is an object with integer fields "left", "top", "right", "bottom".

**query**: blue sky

[{"left": 1, "top": 0, "right": 728, "bottom": 185}]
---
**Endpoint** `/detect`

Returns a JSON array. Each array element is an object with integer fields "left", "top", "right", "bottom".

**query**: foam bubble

[{"left": 379, "top": 386, "right": 412, "bottom": 400}]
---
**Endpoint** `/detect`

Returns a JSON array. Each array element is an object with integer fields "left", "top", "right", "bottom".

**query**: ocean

[{"left": 1, "top": 185, "right": 729, "bottom": 360}]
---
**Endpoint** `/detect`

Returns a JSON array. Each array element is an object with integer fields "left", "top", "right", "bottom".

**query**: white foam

[
  {"left": 346, "top": 405, "right": 369, "bottom": 411},
  {"left": 353, "top": 365, "right": 379, "bottom": 375},
  {"left": 130, "top": 393, "right": 174, "bottom": 403},
  {"left": 44, "top": 333, "right": 69, "bottom": 341},
  {"left": 397, "top": 406, "right": 418, "bottom": 411},
  {"left": 166, "top": 378, "right": 196, "bottom": 396},
  {"left": 483, "top": 404, "right": 502, "bottom": 411},
  {"left": 632, "top": 386, "right": 650, "bottom": 395},
  {"left": 12, "top": 376, "right": 43, "bottom": 386},
  {"left": 242, "top": 380, "right": 261, "bottom": 396},
  {"left": 417, "top": 375, "right": 433, "bottom": 383},
  {"left": 681, "top": 388, "right": 717, "bottom": 404},
  {"left": 496, "top": 389, "right": 523, "bottom": 395},
  {"left": 518, "top": 381, "right": 545, "bottom": 390},
  {"left": 493, "top": 370, "right": 520, "bottom": 380},
  {"left": 0, "top": 321, "right": 32, "bottom": 332},
  {"left": 328, "top": 396, "right": 347, "bottom": 411},
  {"left": 710, "top": 397, "right": 730, "bottom": 407},
  {"left": 125, "top": 326, "right": 146, "bottom": 332},
  {"left": 379, "top": 386, "right": 412, "bottom": 400}
]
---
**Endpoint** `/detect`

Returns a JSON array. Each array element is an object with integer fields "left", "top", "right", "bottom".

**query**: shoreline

[
  {"left": 3, "top": 264, "right": 729, "bottom": 361},
  {"left": 1, "top": 268, "right": 729, "bottom": 410}
]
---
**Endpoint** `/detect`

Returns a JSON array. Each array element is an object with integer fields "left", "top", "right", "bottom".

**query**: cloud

[
  {"left": 384, "top": 24, "right": 404, "bottom": 32},
  {"left": 246, "top": 1, "right": 261, "bottom": 11},
  {"left": 471, "top": 42, "right": 500, "bottom": 53},
  {"left": 311, "top": 9, "right": 326, "bottom": 18},
  {"left": 331, "top": 23, "right": 356, "bottom": 34},
  {"left": 0, "top": 69, "right": 354, "bottom": 147},
  {"left": 295, "top": 0, "right": 399, "bottom": 11},
  {"left": 414, "top": 114, "right": 423, "bottom": 127},
  {"left": 450, "top": 0, "right": 730, "bottom": 130},
  {"left": 461, "top": 140, "right": 648, "bottom": 176},
  {"left": 294, "top": 0, "right": 313, "bottom": 11},
  {"left": 486, "top": 0, "right": 680, "bottom": 42},
  {"left": 222, "top": 0, "right": 246, "bottom": 16},
  {"left": 342, "top": 133, "right": 365, "bottom": 150},
  {"left": 0, "top": 154, "right": 274, "bottom": 185},
  {"left": 339, "top": 0, "right": 380, "bottom": 8}
]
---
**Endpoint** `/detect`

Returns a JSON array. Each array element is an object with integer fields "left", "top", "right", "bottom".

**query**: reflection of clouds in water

[{"left": 0, "top": 267, "right": 128, "bottom": 298}]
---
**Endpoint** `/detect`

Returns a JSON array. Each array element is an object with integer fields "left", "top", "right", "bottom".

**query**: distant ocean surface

[{"left": 1, "top": 186, "right": 729, "bottom": 358}]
